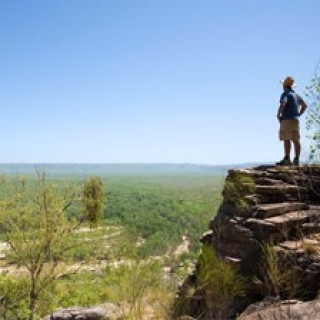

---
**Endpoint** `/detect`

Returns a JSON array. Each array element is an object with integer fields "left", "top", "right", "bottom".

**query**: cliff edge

[{"left": 175, "top": 165, "right": 320, "bottom": 320}]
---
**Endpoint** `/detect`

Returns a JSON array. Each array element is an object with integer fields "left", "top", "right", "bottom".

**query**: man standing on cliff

[{"left": 276, "top": 76, "right": 308, "bottom": 166}]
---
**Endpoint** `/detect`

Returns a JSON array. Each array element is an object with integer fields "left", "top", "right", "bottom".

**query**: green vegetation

[
  {"left": 0, "top": 165, "right": 225, "bottom": 318},
  {"left": 105, "top": 175, "right": 223, "bottom": 256},
  {"left": 305, "top": 70, "right": 320, "bottom": 162},
  {"left": 0, "top": 275, "right": 30, "bottom": 319},
  {"left": 0, "top": 171, "right": 224, "bottom": 258},
  {"left": 173, "top": 245, "right": 246, "bottom": 319},
  {"left": 223, "top": 173, "right": 255, "bottom": 211},
  {"left": 82, "top": 176, "right": 106, "bottom": 227},
  {"left": 0, "top": 174, "right": 86, "bottom": 319},
  {"left": 0, "top": 261, "right": 172, "bottom": 320},
  {"left": 260, "top": 244, "right": 303, "bottom": 300},
  {"left": 196, "top": 245, "right": 246, "bottom": 319}
]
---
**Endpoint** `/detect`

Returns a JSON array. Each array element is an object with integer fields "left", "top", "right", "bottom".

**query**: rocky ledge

[
  {"left": 175, "top": 165, "right": 320, "bottom": 320},
  {"left": 238, "top": 298, "right": 320, "bottom": 320},
  {"left": 42, "top": 303, "right": 123, "bottom": 320}
]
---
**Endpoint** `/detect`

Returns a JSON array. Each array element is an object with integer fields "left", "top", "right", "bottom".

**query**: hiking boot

[
  {"left": 276, "top": 157, "right": 292, "bottom": 166},
  {"left": 293, "top": 157, "right": 300, "bottom": 166}
]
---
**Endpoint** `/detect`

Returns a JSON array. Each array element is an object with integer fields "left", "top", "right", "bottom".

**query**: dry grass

[{"left": 301, "top": 234, "right": 320, "bottom": 254}]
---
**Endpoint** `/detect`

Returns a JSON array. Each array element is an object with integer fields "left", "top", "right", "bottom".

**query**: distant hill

[{"left": 0, "top": 163, "right": 260, "bottom": 177}]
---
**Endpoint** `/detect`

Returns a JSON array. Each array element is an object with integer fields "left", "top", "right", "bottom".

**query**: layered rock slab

[{"left": 176, "top": 165, "right": 320, "bottom": 319}]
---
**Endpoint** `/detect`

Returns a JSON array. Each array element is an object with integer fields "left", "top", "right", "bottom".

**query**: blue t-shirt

[{"left": 280, "top": 89, "right": 303, "bottom": 120}]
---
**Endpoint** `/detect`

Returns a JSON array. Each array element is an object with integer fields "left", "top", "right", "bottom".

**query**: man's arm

[
  {"left": 277, "top": 103, "right": 285, "bottom": 121},
  {"left": 299, "top": 100, "right": 308, "bottom": 117}
]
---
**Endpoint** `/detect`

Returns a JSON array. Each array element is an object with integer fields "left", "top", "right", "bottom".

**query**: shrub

[
  {"left": 260, "top": 244, "right": 303, "bottom": 299},
  {"left": 196, "top": 245, "right": 246, "bottom": 319},
  {"left": 0, "top": 275, "right": 30, "bottom": 320}
]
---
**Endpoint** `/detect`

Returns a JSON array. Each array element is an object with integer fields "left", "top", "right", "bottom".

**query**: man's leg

[
  {"left": 277, "top": 121, "right": 292, "bottom": 165},
  {"left": 276, "top": 140, "right": 292, "bottom": 165},
  {"left": 284, "top": 140, "right": 291, "bottom": 158},
  {"left": 293, "top": 140, "right": 300, "bottom": 159},
  {"left": 292, "top": 139, "right": 301, "bottom": 165}
]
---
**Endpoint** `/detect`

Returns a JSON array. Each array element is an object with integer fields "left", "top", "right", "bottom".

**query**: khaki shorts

[{"left": 279, "top": 119, "right": 300, "bottom": 141}]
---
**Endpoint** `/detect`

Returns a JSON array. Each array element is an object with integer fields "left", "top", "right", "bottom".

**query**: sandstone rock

[
  {"left": 253, "top": 202, "right": 309, "bottom": 219},
  {"left": 243, "top": 218, "right": 280, "bottom": 242},
  {"left": 237, "top": 299, "right": 320, "bottom": 320},
  {"left": 255, "top": 178, "right": 285, "bottom": 185},
  {"left": 255, "top": 185, "right": 308, "bottom": 195},
  {"left": 265, "top": 209, "right": 315, "bottom": 223},
  {"left": 301, "top": 222, "right": 320, "bottom": 235},
  {"left": 175, "top": 165, "right": 320, "bottom": 320},
  {"left": 42, "top": 303, "right": 122, "bottom": 320}
]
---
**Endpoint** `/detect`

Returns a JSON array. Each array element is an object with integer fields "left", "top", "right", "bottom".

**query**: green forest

[{"left": 0, "top": 165, "right": 225, "bottom": 319}]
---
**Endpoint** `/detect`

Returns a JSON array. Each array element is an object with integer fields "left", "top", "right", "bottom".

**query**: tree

[
  {"left": 0, "top": 174, "right": 83, "bottom": 320},
  {"left": 305, "top": 67, "right": 320, "bottom": 162},
  {"left": 82, "top": 176, "right": 106, "bottom": 227}
]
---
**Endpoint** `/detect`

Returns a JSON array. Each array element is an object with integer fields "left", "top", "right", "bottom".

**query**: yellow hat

[{"left": 281, "top": 76, "right": 296, "bottom": 87}]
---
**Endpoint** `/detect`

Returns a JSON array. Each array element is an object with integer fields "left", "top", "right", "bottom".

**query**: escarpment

[{"left": 175, "top": 165, "right": 320, "bottom": 320}]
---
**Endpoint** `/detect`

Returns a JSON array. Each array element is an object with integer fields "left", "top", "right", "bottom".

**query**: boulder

[
  {"left": 42, "top": 303, "right": 122, "bottom": 320},
  {"left": 237, "top": 299, "right": 320, "bottom": 320}
]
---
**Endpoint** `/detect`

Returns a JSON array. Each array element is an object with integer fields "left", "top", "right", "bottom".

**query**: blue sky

[{"left": 0, "top": 0, "right": 319, "bottom": 164}]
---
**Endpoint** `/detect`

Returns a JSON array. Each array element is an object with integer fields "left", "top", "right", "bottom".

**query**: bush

[
  {"left": 260, "top": 244, "right": 303, "bottom": 299},
  {"left": 196, "top": 245, "right": 246, "bottom": 319},
  {"left": 0, "top": 275, "right": 30, "bottom": 320}
]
